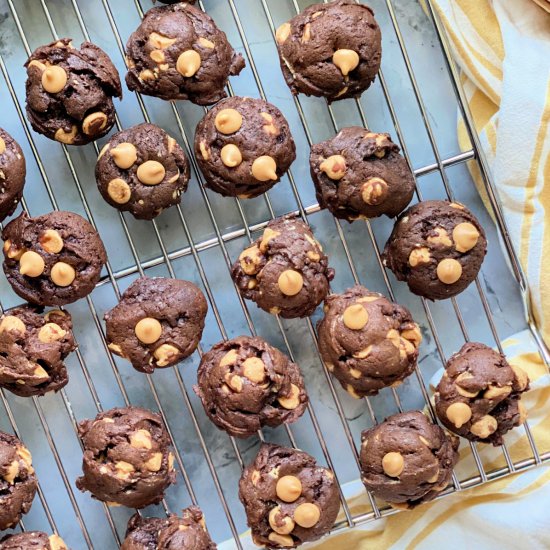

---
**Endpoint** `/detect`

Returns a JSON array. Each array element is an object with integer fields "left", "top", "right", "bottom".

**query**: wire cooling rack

[{"left": 0, "top": 0, "right": 548, "bottom": 548}]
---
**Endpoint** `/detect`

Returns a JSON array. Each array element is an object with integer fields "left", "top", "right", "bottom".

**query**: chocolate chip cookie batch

[{"left": 0, "top": 1, "right": 530, "bottom": 548}]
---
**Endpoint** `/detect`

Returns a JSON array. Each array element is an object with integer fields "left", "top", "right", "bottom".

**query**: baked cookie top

[
  {"left": 125, "top": 2, "right": 245, "bottom": 104},
  {"left": 310, "top": 127, "right": 415, "bottom": 221},
  {"left": 0, "top": 128, "right": 26, "bottom": 223},
  {"left": 195, "top": 336, "right": 308, "bottom": 438},
  {"left": 317, "top": 285, "right": 421, "bottom": 398},
  {"left": 2, "top": 211, "right": 107, "bottom": 306},
  {"left": 435, "top": 342, "right": 529, "bottom": 446},
  {"left": 0, "top": 532, "right": 67, "bottom": 550},
  {"left": 25, "top": 38, "right": 121, "bottom": 145},
  {"left": 382, "top": 200, "right": 487, "bottom": 300},
  {"left": 239, "top": 444, "right": 340, "bottom": 549},
  {"left": 275, "top": 0, "right": 382, "bottom": 101},
  {"left": 194, "top": 96, "right": 296, "bottom": 198},
  {"left": 231, "top": 217, "right": 334, "bottom": 319}
]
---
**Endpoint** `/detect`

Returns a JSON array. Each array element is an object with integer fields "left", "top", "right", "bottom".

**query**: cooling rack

[{"left": 0, "top": 0, "right": 548, "bottom": 548}]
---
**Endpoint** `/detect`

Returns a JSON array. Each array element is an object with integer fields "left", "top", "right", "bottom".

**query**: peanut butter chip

[
  {"left": 0, "top": 316, "right": 26, "bottom": 335},
  {"left": 110, "top": 142, "right": 138, "bottom": 169},
  {"left": 342, "top": 304, "right": 369, "bottom": 330},
  {"left": 470, "top": 415, "right": 498, "bottom": 438},
  {"left": 268, "top": 533, "right": 294, "bottom": 548},
  {"left": 129, "top": 429, "right": 153, "bottom": 450},
  {"left": 4, "top": 240, "right": 25, "bottom": 260},
  {"left": 454, "top": 372, "right": 478, "bottom": 398},
  {"left": 82, "top": 112, "right": 108, "bottom": 136},
  {"left": 319, "top": 155, "right": 346, "bottom": 180},
  {"left": 39, "top": 229, "right": 64, "bottom": 254},
  {"left": 115, "top": 460, "right": 135, "bottom": 479},
  {"left": 107, "top": 178, "right": 132, "bottom": 204},
  {"left": 214, "top": 109, "right": 243, "bottom": 134},
  {"left": 0, "top": 137, "right": 5, "bottom": 155},
  {"left": 251, "top": 155, "right": 278, "bottom": 181},
  {"left": 4, "top": 460, "right": 19, "bottom": 484},
  {"left": 453, "top": 222, "right": 480, "bottom": 253},
  {"left": 276, "top": 475, "right": 302, "bottom": 502},
  {"left": 135, "top": 317, "right": 162, "bottom": 344},
  {"left": 239, "top": 245, "right": 262, "bottom": 275},
  {"left": 137, "top": 160, "right": 165, "bottom": 185},
  {"left": 427, "top": 227, "right": 452, "bottom": 247},
  {"left": 332, "top": 49, "right": 360, "bottom": 76},
  {"left": 220, "top": 144, "right": 242, "bottom": 167},
  {"left": 401, "top": 326, "right": 422, "bottom": 348},
  {"left": 269, "top": 506, "right": 295, "bottom": 535},
  {"left": 33, "top": 364, "right": 48, "bottom": 379},
  {"left": 149, "top": 32, "right": 177, "bottom": 49},
  {"left": 511, "top": 364, "right": 529, "bottom": 391},
  {"left": 277, "top": 383, "right": 300, "bottom": 410},
  {"left": 436, "top": 258, "right": 462, "bottom": 284},
  {"left": 176, "top": 50, "right": 201, "bottom": 77},
  {"left": 50, "top": 262, "right": 76, "bottom": 287},
  {"left": 144, "top": 452, "right": 163, "bottom": 472},
  {"left": 293, "top": 503, "right": 320, "bottom": 528},
  {"left": 261, "top": 112, "right": 279, "bottom": 136},
  {"left": 382, "top": 451, "right": 405, "bottom": 477},
  {"left": 242, "top": 357, "right": 266, "bottom": 383},
  {"left": 259, "top": 228, "right": 279, "bottom": 252},
  {"left": 42, "top": 65, "right": 67, "bottom": 93},
  {"left": 154, "top": 344, "right": 180, "bottom": 367},
  {"left": 150, "top": 49, "right": 165, "bottom": 63},
  {"left": 55, "top": 126, "right": 78, "bottom": 144},
  {"left": 446, "top": 402, "right": 472, "bottom": 428},
  {"left": 277, "top": 269, "right": 303, "bottom": 296},
  {"left": 220, "top": 348, "right": 239, "bottom": 367},
  {"left": 49, "top": 534, "right": 67, "bottom": 550},
  {"left": 198, "top": 37, "right": 215, "bottom": 49},
  {"left": 38, "top": 323, "right": 67, "bottom": 343},
  {"left": 483, "top": 384, "right": 512, "bottom": 400},
  {"left": 19, "top": 251, "right": 45, "bottom": 277},
  {"left": 275, "top": 22, "right": 291, "bottom": 44},
  {"left": 408, "top": 247, "right": 431, "bottom": 267},
  {"left": 361, "top": 177, "right": 388, "bottom": 205}
]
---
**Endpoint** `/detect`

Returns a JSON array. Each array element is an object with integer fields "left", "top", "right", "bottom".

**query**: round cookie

[
  {"left": 435, "top": 342, "right": 530, "bottom": 446},
  {"left": 0, "top": 128, "right": 26, "bottom": 223},
  {"left": 0, "top": 532, "right": 67, "bottom": 550},
  {"left": 275, "top": 1, "right": 381, "bottom": 102},
  {"left": 239, "top": 444, "right": 340, "bottom": 549},
  {"left": 382, "top": 200, "right": 487, "bottom": 300},
  {"left": 360, "top": 410, "right": 459, "bottom": 508},
  {"left": 194, "top": 96, "right": 296, "bottom": 198},
  {"left": 231, "top": 217, "right": 334, "bottom": 318},
  {"left": 121, "top": 507, "right": 216, "bottom": 550},
  {"left": 0, "top": 306, "right": 76, "bottom": 397},
  {"left": 25, "top": 38, "right": 121, "bottom": 146},
  {"left": 310, "top": 127, "right": 415, "bottom": 221},
  {"left": 195, "top": 336, "right": 308, "bottom": 438},
  {"left": 317, "top": 285, "right": 421, "bottom": 398},
  {"left": 96, "top": 123, "right": 190, "bottom": 220},
  {"left": 105, "top": 276, "right": 207, "bottom": 374},
  {"left": 2, "top": 211, "right": 107, "bottom": 306},
  {"left": 0, "top": 431, "right": 37, "bottom": 531},
  {"left": 125, "top": 2, "right": 245, "bottom": 104},
  {"left": 76, "top": 406, "right": 176, "bottom": 508}
]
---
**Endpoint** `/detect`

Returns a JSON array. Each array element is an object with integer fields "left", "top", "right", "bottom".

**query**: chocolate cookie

[
  {"left": 435, "top": 342, "right": 530, "bottom": 446},
  {"left": 125, "top": 2, "right": 245, "bottom": 104},
  {"left": 317, "top": 285, "right": 421, "bottom": 398},
  {"left": 194, "top": 96, "right": 296, "bottom": 198},
  {"left": 382, "top": 200, "right": 487, "bottom": 300},
  {"left": 96, "top": 123, "right": 190, "bottom": 220},
  {"left": 2, "top": 211, "right": 107, "bottom": 306},
  {"left": 0, "top": 128, "right": 26, "bottom": 223},
  {"left": 360, "top": 411, "right": 459, "bottom": 508},
  {"left": 195, "top": 336, "right": 308, "bottom": 438},
  {"left": 0, "top": 532, "right": 67, "bottom": 550},
  {"left": 121, "top": 507, "right": 216, "bottom": 550},
  {"left": 76, "top": 406, "right": 176, "bottom": 508},
  {"left": 25, "top": 38, "right": 121, "bottom": 146},
  {"left": 105, "top": 277, "right": 207, "bottom": 374},
  {"left": 0, "top": 431, "right": 37, "bottom": 531},
  {"left": 239, "top": 444, "right": 340, "bottom": 549},
  {"left": 0, "top": 306, "right": 76, "bottom": 397},
  {"left": 275, "top": 1, "right": 381, "bottom": 102},
  {"left": 231, "top": 217, "right": 334, "bottom": 318},
  {"left": 310, "top": 127, "right": 415, "bottom": 221}
]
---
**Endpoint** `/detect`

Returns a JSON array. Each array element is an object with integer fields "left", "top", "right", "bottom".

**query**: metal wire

[{"left": 0, "top": 0, "right": 548, "bottom": 548}]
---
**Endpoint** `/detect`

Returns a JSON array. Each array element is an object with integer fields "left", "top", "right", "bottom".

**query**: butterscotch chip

[
  {"left": 176, "top": 50, "right": 201, "bottom": 77},
  {"left": 445, "top": 402, "right": 472, "bottom": 428},
  {"left": 360, "top": 411, "right": 459, "bottom": 507},
  {"left": 196, "top": 336, "right": 307, "bottom": 438},
  {"left": 275, "top": 22, "right": 291, "bottom": 45},
  {"left": 215, "top": 108, "right": 243, "bottom": 134},
  {"left": 107, "top": 178, "right": 131, "bottom": 204},
  {"left": 110, "top": 142, "right": 138, "bottom": 169},
  {"left": 50, "top": 262, "right": 76, "bottom": 287},
  {"left": 39, "top": 229, "right": 63, "bottom": 254},
  {"left": 342, "top": 303, "right": 369, "bottom": 330},
  {"left": 435, "top": 342, "right": 529, "bottom": 445},
  {"left": 76, "top": 406, "right": 175, "bottom": 508},
  {"left": 269, "top": 506, "right": 295, "bottom": 534},
  {"left": 220, "top": 143, "right": 242, "bottom": 167},
  {"left": 276, "top": 475, "right": 302, "bottom": 502},
  {"left": 453, "top": 222, "right": 480, "bottom": 253},
  {"left": 0, "top": 315, "right": 26, "bottom": 335},
  {"left": 41, "top": 65, "right": 67, "bottom": 93},
  {"left": 19, "top": 251, "right": 45, "bottom": 278},
  {"left": 38, "top": 322, "right": 67, "bottom": 343},
  {"left": 383, "top": 200, "right": 486, "bottom": 300},
  {"left": 319, "top": 155, "right": 346, "bottom": 180},
  {"left": 54, "top": 126, "right": 78, "bottom": 144},
  {"left": 332, "top": 48, "right": 360, "bottom": 75},
  {"left": 277, "top": 270, "right": 303, "bottom": 296},
  {"left": 150, "top": 49, "right": 165, "bottom": 63},
  {"left": 134, "top": 317, "right": 162, "bottom": 344},
  {"left": 408, "top": 247, "right": 431, "bottom": 267},
  {"left": 82, "top": 112, "right": 108, "bottom": 136},
  {"left": 294, "top": 502, "right": 320, "bottom": 528},
  {"left": 137, "top": 160, "right": 166, "bottom": 185},
  {"left": 251, "top": 156, "right": 277, "bottom": 182}
]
